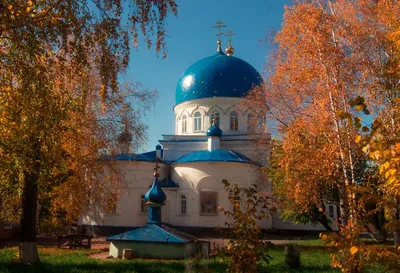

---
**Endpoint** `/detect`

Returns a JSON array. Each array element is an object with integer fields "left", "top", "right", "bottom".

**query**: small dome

[
  {"left": 175, "top": 51, "right": 262, "bottom": 105},
  {"left": 156, "top": 144, "right": 162, "bottom": 150},
  {"left": 225, "top": 45, "right": 235, "bottom": 56},
  {"left": 206, "top": 125, "right": 222, "bottom": 137},
  {"left": 144, "top": 176, "right": 166, "bottom": 204}
]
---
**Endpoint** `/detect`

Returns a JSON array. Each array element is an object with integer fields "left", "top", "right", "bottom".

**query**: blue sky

[{"left": 125, "top": 0, "right": 292, "bottom": 152}]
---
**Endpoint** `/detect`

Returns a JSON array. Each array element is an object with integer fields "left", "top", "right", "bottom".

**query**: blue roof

[
  {"left": 140, "top": 150, "right": 157, "bottom": 158},
  {"left": 173, "top": 149, "right": 251, "bottom": 164},
  {"left": 158, "top": 177, "right": 179, "bottom": 188},
  {"left": 176, "top": 50, "right": 262, "bottom": 105},
  {"left": 107, "top": 224, "right": 196, "bottom": 244},
  {"left": 109, "top": 150, "right": 163, "bottom": 162},
  {"left": 145, "top": 176, "right": 166, "bottom": 204},
  {"left": 206, "top": 125, "right": 222, "bottom": 137},
  {"left": 107, "top": 153, "right": 155, "bottom": 162}
]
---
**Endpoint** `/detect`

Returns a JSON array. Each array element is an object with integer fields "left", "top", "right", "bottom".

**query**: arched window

[
  {"left": 210, "top": 112, "right": 220, "bottom": 127},
  {"left": 193, "top": 112, "right": 202, "bottom": 132},
  {"left": 182, "top": 115, "right": 187, "bottom": 133},
  {"left": 247, "top": 113, "right": 254, "bottom": 132},
  {"left": 258, "top": 114, "right": 265, "bottom": 132},
  {"left": 230, "top": 111, "right": 238, "bottom": 130}
]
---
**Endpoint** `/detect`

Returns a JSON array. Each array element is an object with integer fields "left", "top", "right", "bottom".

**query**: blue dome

[
  {"left": 144, "top": 176, "right": 166, "bottom": 204},
  {"left": 176, "top": 51, "right": 262, "bottom": 105},
  {"left": 206, "top": 125, "right": 222, "bottom": 137}
]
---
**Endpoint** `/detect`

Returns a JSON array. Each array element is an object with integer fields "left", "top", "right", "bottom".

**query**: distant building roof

[
  {"left": 173, "top": 149, "right": 251, "bottom": 164},
  {"left": 107, "top": 149, "right": 163, "bottom": 162},
  {"left": 106, "top": 224, "right": 196, "bottom": 244},
  {"left": 112, "top": 153, "right": 155, "bottom": 162}
]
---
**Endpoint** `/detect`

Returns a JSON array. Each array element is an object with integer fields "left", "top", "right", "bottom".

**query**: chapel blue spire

[
  {"left": 206, "top": 119, "right": 223, "bottom": 137},
  {"left": 144, "top": 158, "right": 166, "bottom": 225}
]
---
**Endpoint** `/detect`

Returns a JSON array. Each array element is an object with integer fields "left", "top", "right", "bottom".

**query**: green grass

[
  {"left": 0, "top": 248, "right": 189, "bottom": 273},
  {"left": 0, "top": 245, "right": 340, "bottom": 273},
  {"left": 264, "top": 248, "right": 339, "bottom": 273}
]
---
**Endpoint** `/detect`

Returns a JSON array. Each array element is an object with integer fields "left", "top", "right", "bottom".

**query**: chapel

[{"left": 78, "top": 22, "right": 336, "bottom": 235}]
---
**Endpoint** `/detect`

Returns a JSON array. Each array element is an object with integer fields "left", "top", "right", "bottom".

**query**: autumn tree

[
  {"left": 267, "top": 139, "right": 337, "bottom": 231},
  {"left": 216, "top": 179, "right": 273, "bottom": 273},
  {"left": 246, "top": 0, "right": 368, "bottom": 228},
  {"left": 246, "top": 0, "right": 400, "bottom": 271},
  {"left": 0, "top": 0, "right": 177, "bottom": 264}
]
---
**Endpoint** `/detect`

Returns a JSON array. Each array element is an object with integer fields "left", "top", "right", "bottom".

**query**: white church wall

[
  {"left": 161, "top": 141, "right": 208, "bottom": 162},
  {"left": 160, "top": 133, "right": 271, "bottom": 164},
  {"left": 170, "top": 162, "right": 272, "bottom": 229},
  {"left": 173, "top": 97, "right": 265, "bottom": 136},
  {"left": 79, "top": 161, "right": 170, "bottom": 228}
]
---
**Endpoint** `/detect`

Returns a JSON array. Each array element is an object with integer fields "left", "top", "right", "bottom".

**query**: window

[
  {"left": 106, "top": 193, "right": 117, "bottom": 214},
  {"left": 182, "top": 115, "right": 187, "bottom": 133},
  {"left": 247, "top": 113, "right": 254, "bottom": 132},
  {"left": 328, "top": 204, "right": 335, "bottom": 218},
  {"left": 230, "top": 111, "right": 238, "bottom": 130},
  {"left": 140, "top": 195, "right": 148, "bottom": 214},
  {"left": 193, "top": 112, "right": 202, "bottom": 132},
  {"left": 180, "top": 194, "right": 188, "bottom": 215},
  {"left": 200, "top": 192, "right": 218, "bottom": 216},
  {"left": 257, "top": 114, "right": 265, "bottom": 131},
  {"left": 210, "top": 112, "right": 220, "bottom": 127}
]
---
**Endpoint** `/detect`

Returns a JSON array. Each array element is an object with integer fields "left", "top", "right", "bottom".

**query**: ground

[{"left": 0, "top": 236, "right": 390, "bottom": 272}]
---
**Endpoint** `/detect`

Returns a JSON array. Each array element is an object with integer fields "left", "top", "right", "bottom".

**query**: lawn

[{"left": 0, "top": 244, "right": 340, "bottom": 273}]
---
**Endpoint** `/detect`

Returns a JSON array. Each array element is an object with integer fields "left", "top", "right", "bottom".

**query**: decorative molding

[
  {"left": 177, "top": 109, "right": 190, "bottom": 120},
  {"left": 244, "top": 107, "right": 257, "bottom": 115},
  {"left": 190, "top": 105, "right": 207, "bottom": 117},
  {"left": 205, "top": 105, "right": 225, "bottom": 115},
  {"left": 196, "top": 175, "right": 219, "bottom": 189}
]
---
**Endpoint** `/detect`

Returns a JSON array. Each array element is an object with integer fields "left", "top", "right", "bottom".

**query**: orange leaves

[
  {"left": 216, "top": 181, "right": 272, "bottom": 273},
  {"left": 349, "top": 246, "right": 358, "bottom": 255},
  {"left": 0, "top": 0, "right": 173, "bottom": 229},
  {"left": 252, "top": 1, "right": 400, "bottom": 270}
]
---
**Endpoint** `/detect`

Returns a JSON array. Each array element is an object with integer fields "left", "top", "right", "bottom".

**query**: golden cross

[
  {"left": 212, "top": 20, "right": 227, "bottom": 42},
  {"left": 153, "top": 156, "right": 161, "bottom": 177},
  {"left": 212, "top": 96, "right": 217, "bottom": 115},
  {"left": 225, "top": 30, "right": 235, "bottom": 44}
]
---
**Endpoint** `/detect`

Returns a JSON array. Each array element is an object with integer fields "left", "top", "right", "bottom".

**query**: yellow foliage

[
  {"left": 349, "top": 246, "right": 358, "bottom": 255},
  {"left": 355, "top": 105, "right": 364, "bottom": 112},
  {"left": 379, "top": 161, "right": 391, "bottom": 173}
]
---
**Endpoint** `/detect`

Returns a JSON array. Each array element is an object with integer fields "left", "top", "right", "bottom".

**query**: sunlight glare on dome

[{"left": 182, "top": 75, "right": 194, "bottom": 89}]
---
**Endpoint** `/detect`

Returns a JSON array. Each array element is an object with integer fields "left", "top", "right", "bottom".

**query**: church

[{"left": 78, "top": 23, "right": 336, "bottom": 235}]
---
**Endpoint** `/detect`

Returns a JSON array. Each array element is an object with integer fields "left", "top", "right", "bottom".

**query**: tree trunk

[
  {"left": 318, "top": 217, "right": 333, "bottom": 232},
  {"left": 363, "top": 224, "right": 387, "bottom": 243},
  {"left": 374, "top": 207, "right": 387, "bottom": 243},
  {"left": 394, "top": 198, "right": 400, "bottom": 250},
  {"left": 19, "top": 143, "right": 41, "bottom": 264},
  {"left": 327, "top": 89, "right": 350, "bottom": 227},
  {"left": 313, "top": 22, "right": 351, "bottom": 227}
]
